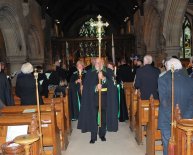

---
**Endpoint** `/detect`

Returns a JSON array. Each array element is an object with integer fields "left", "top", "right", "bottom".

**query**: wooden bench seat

[{"left": 0, "top": 114, "right": 40, "bottom": 155}]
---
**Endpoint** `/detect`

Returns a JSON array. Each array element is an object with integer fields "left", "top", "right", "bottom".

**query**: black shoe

[
  {"left": 90, "top": 139, "right": 96, "bottom": 144},
  {"left": 100, "top": 136, "right": 106, "bottom": 141}
]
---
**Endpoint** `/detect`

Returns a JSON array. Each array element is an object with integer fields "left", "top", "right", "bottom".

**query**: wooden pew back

[
  {"left": 129, "top": 88, "right": 137, "bottom": 131},
  {"left": 146, "top": 97, "right": 162, "bottom": 155},
  {"left": 135, "top": 93, "right": 159, "bottom": 145},
  {"left": 123, "top": 82, "right": 133, "bottom": 113},
  {"left": 173, "top": 105, "right": 193, "bottom": 155}
]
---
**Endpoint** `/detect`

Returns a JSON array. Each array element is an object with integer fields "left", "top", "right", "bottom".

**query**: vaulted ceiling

[{"left": 37, "top": 0, "right": 145, "bottom": 36}]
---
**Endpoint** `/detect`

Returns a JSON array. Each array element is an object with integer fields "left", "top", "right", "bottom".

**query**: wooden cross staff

[
  {"left": 34, "top": 69, "right": 44, "bottom": 154},
  {"left": 91, "top": 15, "right": 109, "bottom": 127}
]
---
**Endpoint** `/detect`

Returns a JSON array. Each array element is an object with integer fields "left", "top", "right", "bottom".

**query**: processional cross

[
  {"left": 90, "top": 15, "right": 109, "bottom": 127},
  {"left": 91, "top": 15, "right": 109, "bottom": 58}
]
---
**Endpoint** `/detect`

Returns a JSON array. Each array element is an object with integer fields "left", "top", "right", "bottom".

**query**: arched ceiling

[{"left": 37, "top": 0, "right": 145, "bottom": 36}]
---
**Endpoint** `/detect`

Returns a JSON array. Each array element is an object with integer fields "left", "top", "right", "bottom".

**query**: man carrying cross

[
  {"left": 77, "top": 58, "right": 118, "bottom": 143},
  {"left": 77, "top": 15, "right": 118, "bottom": 143}
]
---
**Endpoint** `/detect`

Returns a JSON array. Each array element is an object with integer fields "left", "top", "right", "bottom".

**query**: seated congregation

[{"left": 0, "top": 55, "right": 193, "bottom": 155}]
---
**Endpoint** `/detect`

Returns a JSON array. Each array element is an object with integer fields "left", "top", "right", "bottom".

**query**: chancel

[{"left": 1, "top": 0, "right": 193, "bottom": 155}]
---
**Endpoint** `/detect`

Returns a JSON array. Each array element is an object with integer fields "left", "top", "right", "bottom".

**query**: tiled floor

[{"left": 63, "top": 121, "right": 163, "bottom": 155}]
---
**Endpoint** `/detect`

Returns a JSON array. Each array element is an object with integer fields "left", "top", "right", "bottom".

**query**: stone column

[{"left": 7, "top": 56, "right": 26, "bottom": 86}]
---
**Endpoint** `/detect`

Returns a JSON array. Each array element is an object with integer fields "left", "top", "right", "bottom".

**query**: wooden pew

[
  {"left": 172, "top": 105, "right": 193, "bottom": 155},
  {"left": 129, "top": 88, "right": 137, "bottom": 131},
  {"left": 146, "top": 96, "right": 162, "bottom": 155},
  {"left": 13, "top": 95, "right": 21, "bottom": 106},
  {"left": 45, "top": 87, "right": 71, "bottom": 134},
  {"left": 123, "top": 82, "right": 133, "bottom": 114},
  {"left": 0, "top": 114, "right": 40, "bottom": 155},
  {"left": 0, "top": 104, "right": 61, "bottom": 155},
  {"left": 2, "top": 99, "right": 68, "bottom": 150},
  {"left": 43, "top": 97, "right": 69, "bottom": 149},
  {"left": 13, "top": 93, "right": 70, "bottom": 149},
  {"left": 135, "top": 93, "right": 160, "bottom": 145}
]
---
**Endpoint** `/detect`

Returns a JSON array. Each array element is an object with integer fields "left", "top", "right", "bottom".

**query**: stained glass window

[
  {"left": 180, "top": 16, "right": 192, "bottom": 58},
  {"left": 79, "top": 18, "right": 106, "bottom": 37}
]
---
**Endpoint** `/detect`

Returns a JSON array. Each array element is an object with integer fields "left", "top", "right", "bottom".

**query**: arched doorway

[{"left": 0, "top": 5, "right": 26, "bottom": 75}]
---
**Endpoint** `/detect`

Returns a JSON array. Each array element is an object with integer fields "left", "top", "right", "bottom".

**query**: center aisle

[{"left": 63, "top": 121, "right": 162, "bottom": 155}]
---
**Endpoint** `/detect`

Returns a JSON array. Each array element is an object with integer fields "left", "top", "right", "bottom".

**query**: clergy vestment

[
  {"left": 77, "top": 67, "right": 118, "bottom": 134},
  {"left": 69, "top": 70, "right": 86, "bottom": 120}
]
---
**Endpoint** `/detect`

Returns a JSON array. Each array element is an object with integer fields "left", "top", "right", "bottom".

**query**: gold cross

[{"left": 90, "top": 15, "right": 109, "bottom": 58}]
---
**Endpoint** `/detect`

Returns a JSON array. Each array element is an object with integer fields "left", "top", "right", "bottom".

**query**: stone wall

[{"left": 0, "top": 0, "right": 49, "bottom": 85}]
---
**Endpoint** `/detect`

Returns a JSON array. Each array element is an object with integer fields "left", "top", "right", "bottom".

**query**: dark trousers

[
  {"left": 91, "top": 108, "right": 107, "bottom": 140},
  {"left": 161, "top": 129, "right": 171, "bottom": 155}
]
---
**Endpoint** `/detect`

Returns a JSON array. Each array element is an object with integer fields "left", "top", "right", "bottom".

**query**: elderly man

[
  {"left": 158, "top": 58, "right": 193, "bottom": 155},
  {"left": 0, "top": 62, "right": 14, "bottom": 106},
  {"left": 78, "top": 58, "right": 118, "bottom": 144},
  {"left": 134, "top": 55, "right": 160, "bottom": 99}
]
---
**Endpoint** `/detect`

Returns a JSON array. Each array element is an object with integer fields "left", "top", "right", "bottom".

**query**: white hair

[
  {"left": 21, "top": 62, "right": 33, "bottom": 74},
  {"left": 165, "top": 58, "right": 182, "bottom": 71},
  {"left": 143, "top": 55, "right": 153, "bottom": 65}
]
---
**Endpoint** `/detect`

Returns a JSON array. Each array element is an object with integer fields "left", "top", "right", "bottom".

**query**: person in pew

[
  {"left": 107, "top": 61, "right": 128, "bottom": 122},
  {"left": 54, "top": 79, "right": 67, "bottom": 97},
  {"left": 69, "top": 60, "right": 86, "bottom": 120},
  {"left": 134, "top": 55, "right": 160, "bottom": 99},
  {"left": 158, "top": 58, "right": 193, "bottom": 155},
  {"left": 187, "top": 56, "right": 193, "bottom": 77},
  {"left": 78, "top": 58, "right": 118, "bottom": 144},
  {"left": 0, "top": 62, "right": 14, "bottom": 106},
  {"left": 16, "top": 62, "right": 43, "bottom": 105},
  {"left": 46, "top": 62, "right": 60, "bottom": 88},
  {"left": 36, "top": 65, "right": 49, "bottom": 98},
  {"left": 117, "top": 58, "right": 134, "bottom": 82}
]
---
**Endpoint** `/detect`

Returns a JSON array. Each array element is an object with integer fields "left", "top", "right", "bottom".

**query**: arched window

[
  {"left": 79, "top": 18, "right": 106, "bottom": 37},
  {"left": 180, "top": 16, "right": 192, "bottom": 58},
  {"left": 77, "top": 18, "right": 108, "bottom": 57}
]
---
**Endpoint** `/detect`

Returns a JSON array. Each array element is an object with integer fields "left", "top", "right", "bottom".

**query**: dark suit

[
  {"left": 158, "top": 70, "right": 193, "bottom": 155},
  {"left": 134, "top": 64, "right": 160, "bottom": 99},
  {"left": 117, "top": 64, "right": 134, "bottom": 82},
  {"left": 16, "top": 73, "right": 43, "bottom": 105}
]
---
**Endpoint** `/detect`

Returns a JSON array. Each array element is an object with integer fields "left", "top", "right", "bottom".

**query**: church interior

[{"left": 0, "top": 0, "right": 193, "bottom": 155}]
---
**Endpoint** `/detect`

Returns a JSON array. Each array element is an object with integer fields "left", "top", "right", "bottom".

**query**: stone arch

[
  {"left": 27, "top": 25, "right": 44, "bottom": 64},
  {"left": 163, "top": 0, "right": 189, "bottom": 56},
  {"left": 0, "top": 4, "right": 26, "bottom": 60}
]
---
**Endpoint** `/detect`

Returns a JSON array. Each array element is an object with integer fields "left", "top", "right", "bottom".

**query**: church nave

[{"left": 63, "top": 121, "right": 163, "bottom": 155}]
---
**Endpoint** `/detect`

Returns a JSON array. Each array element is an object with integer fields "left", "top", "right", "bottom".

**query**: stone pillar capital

[{"left": 165, "top": 46, "right": 181, "bottom": 58}]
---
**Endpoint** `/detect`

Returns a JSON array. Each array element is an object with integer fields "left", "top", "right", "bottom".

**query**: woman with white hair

[
  {"left": 69, "top": 60, "right": 86, "bottom": 120},
  {"left": 158, "top": 58, "right": 193, "bottom": 155},
  {"left": 16, "top": 62, "right": 43, "bottom": 105}
]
